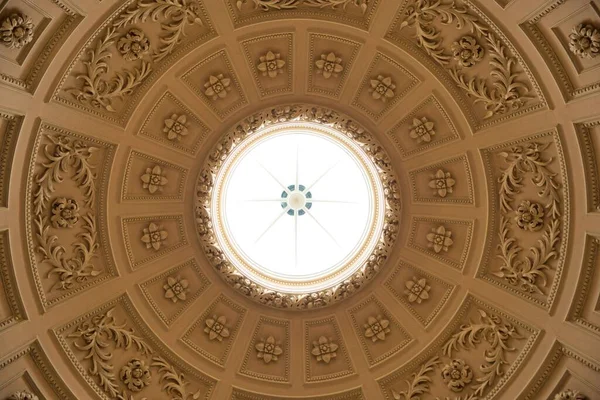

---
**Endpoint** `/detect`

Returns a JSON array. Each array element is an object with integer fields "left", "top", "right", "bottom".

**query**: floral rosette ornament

[
  {"left": 569, "top": 23, "right": 600, "bottom": 59},
  {"left": 50, "top": 197, "right": 80, "bottom": 229},
  {"left": 514, "top": 200, "right": 544, "bottom": 232},
  {"left": 1, "top": 13, "right": 34, "bottom": 49},
  {"left": 117, "top": 29, "right": 150, "bottom": 61},
  {"left": 441, "top": 358, "right": 473, "bottom": 392},
  {"left": 452, "top": 35, "right": 484, "bottom": 68},
  {"left": 255, "top": 336, "right": 283, "bottom": 364},
  {"left": 120, "top": 358, "right": 151, "bottom": 392}
]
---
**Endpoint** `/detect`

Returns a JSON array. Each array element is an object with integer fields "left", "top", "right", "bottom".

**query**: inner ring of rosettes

[{"left": 195, "top": 105, "right": 401, "bottom": 310}]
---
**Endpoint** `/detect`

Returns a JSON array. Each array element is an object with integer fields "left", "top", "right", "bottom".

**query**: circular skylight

[{"left": 211, "top": 121, "right": 385, "bottom": 294}]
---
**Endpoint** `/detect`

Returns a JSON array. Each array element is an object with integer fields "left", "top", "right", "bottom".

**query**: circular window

[
  {"left": 196, "top": 105, "right": 400, "bottom": 309},
  {"left": 212, "top": 122, "right": 384, "bottom": 293}
]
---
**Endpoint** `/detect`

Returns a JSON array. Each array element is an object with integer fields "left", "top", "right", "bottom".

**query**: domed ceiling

[{"left": 0, "top": 0, "right": 599, "bottom": 399}]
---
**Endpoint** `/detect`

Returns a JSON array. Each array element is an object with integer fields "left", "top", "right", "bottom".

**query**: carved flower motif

[
  {"left": 554, "top": 389, "right": 587, "bottom": 400},
  {"left": 311, "top": 336, "right": 338, "bottom": 364},
  {"left": 204, "top": 315, "right": 230, "bottom": 341},
  {"left": 428, "top": 169, "right": 455, "bottom": 197},
  {"left": 369, "top": 75, "right": 396, "bottom": 102},
  {"left": 315, "top": 52, "right": 344, "bottom": 79},
  {"left": 569, "top": 23, "right": 600, "bottom": 59},
  {"left": 117, "top": 29, "right": 150, "bottom": 61},
  {"left": 141, "top": 222, "right": 168, "bottom": 250},
  {"left": 441, "top": 359, "right": 473, "bottom": 392},
  {"left": 426, "top": 225, "right": 453, "bottom": 253},
  {"left": 163, "top": 114, "right": 189, "bottom": 141},
  {"left": 141, "top": 165, "right": 168, "bottom": 194},
  {"left": 1, "top": 13, "right": 34, "bottom": 49},
  {"left": 515, "top": 200, "right": 544, "bottom": 232},
  {"left": 8, "top": 391, "right": 39, "bottom": 400},
  {"left": 204, "top": 74, "right": 231, "bottom": 100},
  {"left": 404, "top": 277, "right": 430, "bottom": 304},
  {"left": 50, "top": 198, "right": 80, "bottom": 229},
  {"left": 163, "top": 276, "right": 189, "bottom": 303},
  {"left": 120, "top": 358, "right": 151, "bottom": 392},
  {"left": 257, "top": 51, "right": 286, "bottom": 78},
  {"left": 452, "top": 35, "right": 484, "bottom": 67},
  {"left": 364, "top": 315, "right": 391, "bottom": 342},
  {"left": 409, "top": 117, "right": 435, "bottom": 143},
  {"left": 255, "top": 336, "right": 283, "bottom": 364}
]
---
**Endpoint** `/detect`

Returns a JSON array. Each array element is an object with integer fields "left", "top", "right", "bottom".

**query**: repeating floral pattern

[
  {"left": 163, "top": 114, "right": 189, "bottom": 141},
  {"left": 204, "top": 315, "right": 230, "bottom": 341},
  {"left": 404, "top": 276, "right": 430, "bottom": 304},
  {"left": 441, "top": 359, "right": 473, "bottom": 392},
  {"left": 515, "top": 200, "right": 544, "bottom": 232},
  {"left": 257, "top": 50, "right": 286, "bottom": 78},
  {"left": 204, "top": 74, "right": 232, "bottom": 100},
  {"left": 1, "top": 13, "right": 34, "bottom": 49},
  {"left": 426, "top": 225, "right": 453, "bottom": 253},
  {"left": 429, "top": 169, "right": 456, "bottom": 198},
  {"left": 141, "top": 165, "right": 168, "bottom": 194},
  {"left": 409, "top": 117, "right": 435, "bottom": 144},
  {"left": 120, "top": 358, "right": 152, "bottom": 392},
  {"left": 369, "top": 75, "right": 395, "bottom": 102},
  {"left": 117, "top": 29, "right": 150, "bottom": 61},
  {"left": 315, "top": 52, "right": 344, "bottom": 79},
  {"left": 393, "top": 309, "right": 524, "bottom": 399},
  {"left": 311, "top": 336, "right": 338, "bottom": 364},
  {"left": 7, "top": 391, "right": 39, "bottom": 400},
  {"left": 569, "top": 23, "right": 600, "bottom": 59},
  {"left": 141, "top": 222, "right": 168, "bottom": 250},
  {"left": 554, "top": 389, "right": 587, "bottom": 400},
  {"left": 50, "top": 197, "right": 80, "bottom": 229},
  {"left": 364, "top": 315, "right": 390, "bottom": 342},
  {"left": 255, "top": 336, "right": 283, "bottom": 364},
  {"left": 452, "top": 36, "right": 484, "bottom": 68},
  {"left": 236, "top": 0, "right": 368, "bottom": 13},
  {"left": 163, "top": 276, "right": 189, "bottom": 303}
]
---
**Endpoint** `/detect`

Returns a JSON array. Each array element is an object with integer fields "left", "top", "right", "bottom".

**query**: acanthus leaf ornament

[
  {"left": 398, "top": 0, "right": 533, "bottom": 119},
  {"left": 237, "top": 0, "right": 300, "bottom": 11},
  {"left": 493, "top": 141, "right": 561, "bottom": 295},
  {"left": 33, "top": 135, "right": 102, "bottom": 291},
  {"left": 236, "top": 0, "right": 367, "bottom": 13},
  {"left": 67, "top": 308, "right": 152, "bottom": 397},
  {"left": 67, "top": 0, "right": 205, "bottom": 113},
  {"left": 554, "top": 390, "right": 587, "bottom": 400},
  {"left": 8, "top": 391, "right": 39, "bottom": 400}
]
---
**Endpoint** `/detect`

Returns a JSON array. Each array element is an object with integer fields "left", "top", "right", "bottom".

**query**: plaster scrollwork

[
  {"left": 493, "top": 141, "right": 562, "bottom": 295},
  {"left": 66, "top": 307, "right": 203, "bottom": 399},
  {"left": 554, "top": 390, "right": 587, "bottom": 400},
  {"left": 66, "top": 0, "right": 205, "bottom": 113},
  {"left": 8, "top": 391, "right": 39, "bottom": 400},
  {"left": 398, "top": 0, "right": 534, "bottom": 119},
  {"left": 236, "top": 0, "right": 368, "bottom": 13},
  {"left": 1, "top": 13, "right": 34, "bottom": 49},
  {"left": 392, "top": 309, "right": 523, "bottom": 399},
  {"left": 195, "top": 104, "right": 401, "bottom": 310},
  {"left": 33, "top": 135, "right": 102, "bottom": 292}
]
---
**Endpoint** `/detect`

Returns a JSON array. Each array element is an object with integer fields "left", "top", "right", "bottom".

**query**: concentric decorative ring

[{"left": 195, "top": 104, "right": 401, "bottom": 310}]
